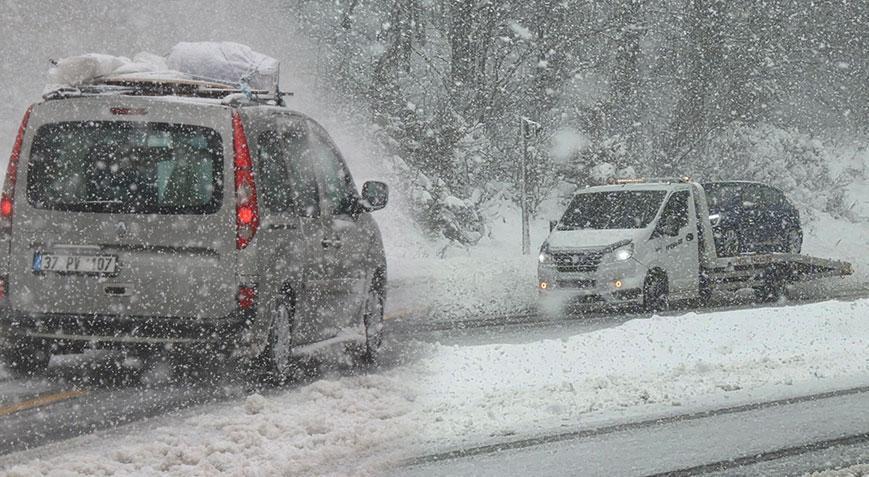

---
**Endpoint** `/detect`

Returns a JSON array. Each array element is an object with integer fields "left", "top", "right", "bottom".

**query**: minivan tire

[
  {"left": 351, "top": 275, "right": 385, "bottom": 366},
  {"left": 2, "top": 341, "right": 51, "bottom": 378},
  {"left": 260, "top": 292, "right": 297, "bottom": 383}
]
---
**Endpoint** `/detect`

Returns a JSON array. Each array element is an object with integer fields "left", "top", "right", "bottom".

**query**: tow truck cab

[{"left": 538, "top": 179, "right": 717, "bottom": 308}]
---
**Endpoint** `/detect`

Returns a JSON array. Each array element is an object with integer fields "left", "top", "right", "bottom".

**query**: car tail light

[
  {"left": 1, "top": 106, "right": 33, "bottom": 233},
  {"left": 232, "top": 111, "right": 259, "bottom": 249},
  {"left": 238, "top": 285, "right": 257, "bottom": 310}
]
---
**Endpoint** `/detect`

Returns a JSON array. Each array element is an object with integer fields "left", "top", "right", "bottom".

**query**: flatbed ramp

[{"left": 704, "top": 253, "right": 853, "bottom": 293}]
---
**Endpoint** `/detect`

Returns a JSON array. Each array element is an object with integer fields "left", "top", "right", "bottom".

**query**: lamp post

[{"left": 519, "top": 116, "right": 542, "bottom": 255}]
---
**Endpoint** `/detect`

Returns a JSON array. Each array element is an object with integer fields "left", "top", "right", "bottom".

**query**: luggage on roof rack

[{"left": 42, "top": 42, "right": 287, "bottom": 104}]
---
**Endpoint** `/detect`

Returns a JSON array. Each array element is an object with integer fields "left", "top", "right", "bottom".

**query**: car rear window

[{"left": 26, "top": 121, "right": 223, "bottom": 214}]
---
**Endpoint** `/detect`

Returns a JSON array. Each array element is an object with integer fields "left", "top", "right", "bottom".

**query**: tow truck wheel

[
  {"left": 2, "top": 341, "right": 51, "bottom": 378},
  {"left": 753, "top": 282, "right": 783, "bottom": 303},
  {"left": 698, "top": 273, "right": 713, "bottom": 305},
  {"left": 643, "top": 272, "right": 669, "bottom": 312}
]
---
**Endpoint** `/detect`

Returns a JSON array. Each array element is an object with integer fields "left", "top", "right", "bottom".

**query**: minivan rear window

[{"left": 26, "top": 121, "right": 223, "bottom": 214}]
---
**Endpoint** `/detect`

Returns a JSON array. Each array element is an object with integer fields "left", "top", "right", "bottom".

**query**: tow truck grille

[{"left": 552, "top": 251, "right": 604, "bottom": 273}]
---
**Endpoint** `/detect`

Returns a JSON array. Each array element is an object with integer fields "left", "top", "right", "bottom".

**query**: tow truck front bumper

[{"left": 537, "top": 259, "right": 646, "bottom": 306}]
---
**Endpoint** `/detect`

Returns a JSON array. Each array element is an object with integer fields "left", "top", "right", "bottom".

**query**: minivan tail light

[
  {"left": 238, "top": 285, "right": 257, "bottom": 310},
  {"left": 232, "top": 111, "right": 259, "bottom": 249},
  {"left": 1, "top": 106, "right": 33, "bottom": 233}
]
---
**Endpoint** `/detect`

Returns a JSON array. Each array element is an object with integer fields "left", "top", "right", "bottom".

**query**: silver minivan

[{"left": 0, "top": 82, "right": 389, "bottom": 380}]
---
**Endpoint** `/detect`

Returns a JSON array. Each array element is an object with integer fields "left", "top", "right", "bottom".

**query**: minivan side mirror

[
  {"left": 549, "top": 220, "right": 558, "bottom": 232},
  {"left": 360, "top": 181, "right": 388, "bottom": 211}
]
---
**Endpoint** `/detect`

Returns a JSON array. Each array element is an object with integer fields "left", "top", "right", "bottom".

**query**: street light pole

[
  {"left": 519, "top": 116, "right": 541, "bottom": 255},
  {"left": 521, "top": 119, "right": 530, "bottom": 255}
]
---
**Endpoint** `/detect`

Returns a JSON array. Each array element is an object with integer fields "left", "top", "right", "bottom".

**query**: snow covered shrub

[
  {"left": 555, "top": 134, "right": 639, "bottom": 188},
  {"left": 700, "top": 123, "right": 847, "bottom": 216},
  {"left": 386, "top": 154, "right": 485, "bottom": 246}
]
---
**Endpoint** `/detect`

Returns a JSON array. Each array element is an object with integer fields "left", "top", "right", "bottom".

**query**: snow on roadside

[
  {"left": 410, "top": 298, "right": 869, "bottom": 450},
  {"left": 802, "top": 211, "right": 869, "bottom": 284},
  {"left": 385, "top": 201, "right": 548, "bottom": 322},
  {"left": 809, "top": 463, "right": 869, "bottom": 477},
  {"left": 1, "top": 373, "right": 417, "bottom": 476}
]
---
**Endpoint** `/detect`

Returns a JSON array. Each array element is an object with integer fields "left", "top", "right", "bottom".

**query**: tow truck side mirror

[
  {"left": 709, "top": 213, "right": 721, "bottom": 227},
  {"left": 549, "top": 220, "right": 558, "bottom": 232},
  {"left": 655, "top": 217, "right": 680, "bottom": 237}
]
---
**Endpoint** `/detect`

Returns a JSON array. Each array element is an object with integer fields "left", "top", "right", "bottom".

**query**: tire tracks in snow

[{"left": 402, "top": 384, "right": 869, "bottom": 468}]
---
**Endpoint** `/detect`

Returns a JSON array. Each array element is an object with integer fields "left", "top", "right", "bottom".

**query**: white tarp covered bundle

[
  {"left": 45, "top": 42, "right": 279, "bottom": 93},
  {"left": 166, "top": 42, "right": 279, "bottom": 91}
]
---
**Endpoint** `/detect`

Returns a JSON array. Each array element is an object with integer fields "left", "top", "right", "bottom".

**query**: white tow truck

[{"left": 537, "top": 178, "right": 853, "bottom": 311}]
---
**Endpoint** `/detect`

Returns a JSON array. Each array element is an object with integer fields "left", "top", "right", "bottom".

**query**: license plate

[{"left": 33, "top": 253, "right": 118, "bottom": 274}]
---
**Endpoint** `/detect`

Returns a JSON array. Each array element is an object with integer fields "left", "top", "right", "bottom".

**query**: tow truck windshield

[{"left": 558, "top": 190, "right": 667, "bottom": 230}]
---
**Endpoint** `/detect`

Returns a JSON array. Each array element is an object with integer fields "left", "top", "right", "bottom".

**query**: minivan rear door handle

[{"left": 265, "top": 223, "right": 297, "bottom": 231}]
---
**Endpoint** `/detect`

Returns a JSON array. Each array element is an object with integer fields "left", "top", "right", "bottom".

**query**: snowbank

[
  {"left": 411, "top": 298, "right": 869, "bottom": 450},
  {"left": 385, "top": 200, "right": 547, "bottom": 321},
  {"left": 810, "top": 463, "right": 869, "bottom": 477},
  {"left": 2, "top": 374, "right": 417, "bottom": 476}
]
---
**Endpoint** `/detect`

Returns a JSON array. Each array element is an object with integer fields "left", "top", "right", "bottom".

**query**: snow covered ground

[
  {"left": 1, "top": 372, "right": 419, "bottom": 476},
  {"left": 409, "top": 298, "right": 869, "bottom": 452},
  {"left": 3, "top": 298, "right": 867, "bottom": 475},
  {"left": 811, "top": 463, "right": 869, "bottom": 477}
]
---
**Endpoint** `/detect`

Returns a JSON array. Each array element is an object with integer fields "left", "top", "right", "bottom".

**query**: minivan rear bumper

[{"left": 0, "top": 308, "right": 253, "bottom": 350}]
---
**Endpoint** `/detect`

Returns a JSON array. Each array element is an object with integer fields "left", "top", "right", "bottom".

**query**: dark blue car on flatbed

[{"left": 702, "top": 181, "right": 802, "bottom": 257}]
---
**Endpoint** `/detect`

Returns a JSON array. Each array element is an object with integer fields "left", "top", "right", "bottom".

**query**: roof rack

[
  {"left": 42, "top": 76, "right": 293, "bottom": 106},
  {"left": 606, "top": 176, "right": 693, "bottom": 185}
]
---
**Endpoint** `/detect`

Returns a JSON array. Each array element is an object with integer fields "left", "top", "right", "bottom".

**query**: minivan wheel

[
  {"left": 643, "top": 272, "right": 669, "bottom": 313},
  {"left": 352, "top": 280, "right": 385, "bottom": 366},
  {"left": 2, "top": 342, "right": 51, "bottom": 378},
  {"left": 262, "top": 295, "right": 296, "bottom": 382}
]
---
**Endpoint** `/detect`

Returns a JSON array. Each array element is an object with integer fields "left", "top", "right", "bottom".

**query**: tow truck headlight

[
  {"left": 613, "top": 243, "right": 634, "bottom": 261},
  {"left": 538, "top": 243, "right": 551, "bottom": 264}
]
